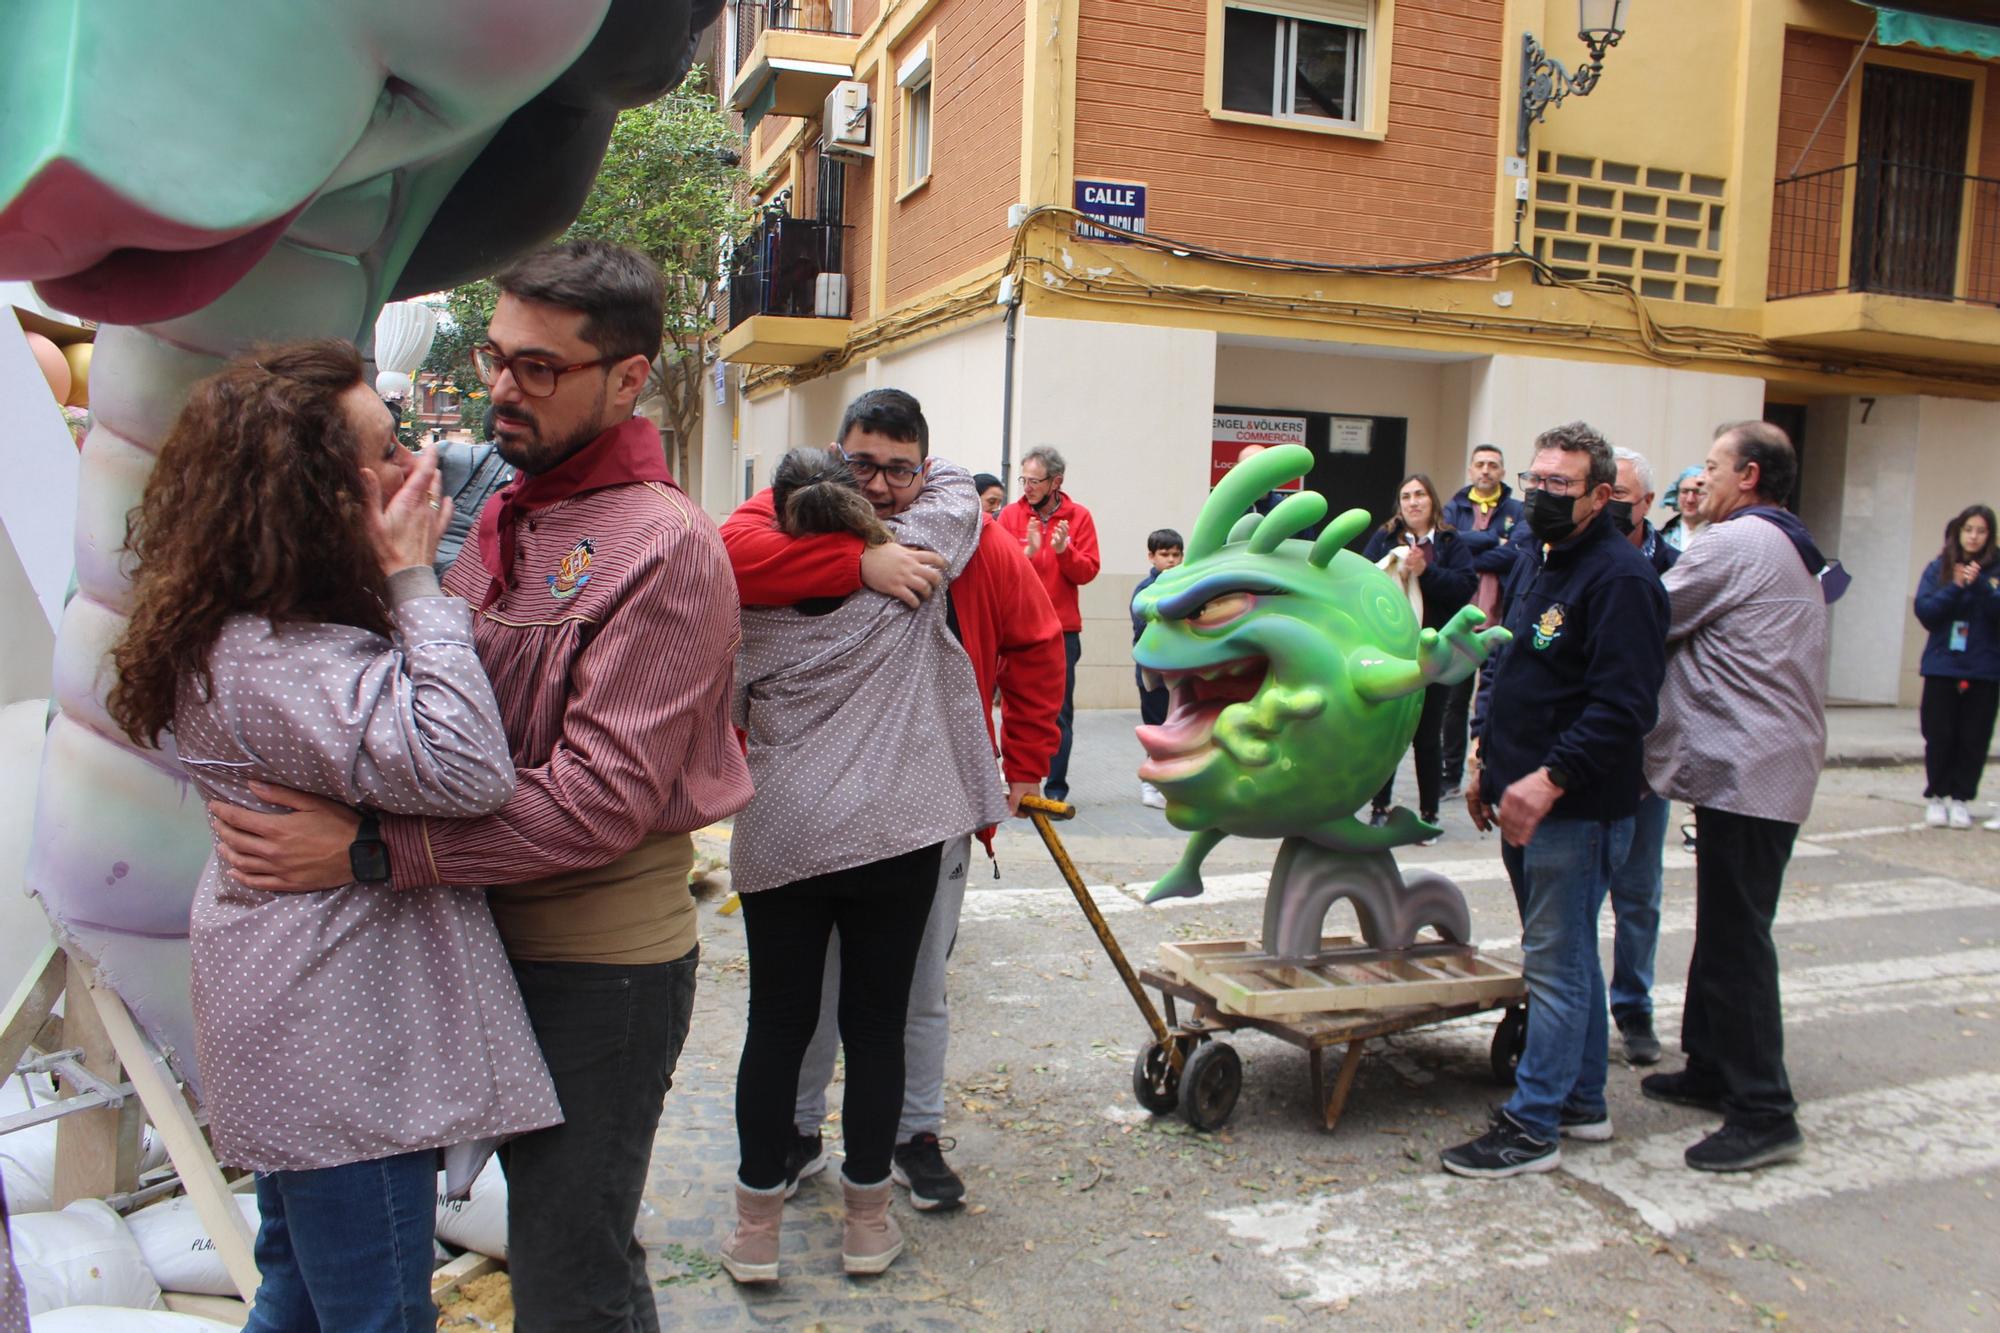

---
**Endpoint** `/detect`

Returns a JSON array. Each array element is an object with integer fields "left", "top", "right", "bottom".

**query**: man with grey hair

[
  {"left": 998, "top": 445, "right": 1100, "bottom": 803},
  {"left": 1642, "top": 420, "right": 1829, "bottom": 1173},
  {"left": 1446, "top": 422, "right": 1668, "bottom": 1178},
  {"left": 1602, "top": 446, "right": 1679, "bottom": 1066}
]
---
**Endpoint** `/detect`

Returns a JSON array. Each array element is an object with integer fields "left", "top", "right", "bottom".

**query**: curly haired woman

[{"left": 107, "top": 339, "right": 559, "bottom": 1332}]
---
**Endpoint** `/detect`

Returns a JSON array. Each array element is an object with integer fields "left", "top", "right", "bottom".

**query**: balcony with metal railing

[
  {"left": 718, "top": 211, "right": 853, "bottom": 366},
  {"left": 1765, "top": 159, "right": 2000, "bottom": 362},
  {"left": 726, "top": 0, "right": 859, "bottom": 129}
]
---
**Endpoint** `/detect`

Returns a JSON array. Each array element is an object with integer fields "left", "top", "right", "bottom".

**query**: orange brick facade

[
  {"left": 883, "top": 0, "right": 1025, "bottom": 306},
  {"left": 1071, "top": 0, "right": 1504, "bottom": 263}
]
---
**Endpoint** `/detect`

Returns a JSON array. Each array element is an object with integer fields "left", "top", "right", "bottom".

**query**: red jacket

[
  {"left": 995, "top": 492, "right": 1100, "bottom": 632},
  {"left": 720, "top": 489, "right": 1064, "bottom": 785}
]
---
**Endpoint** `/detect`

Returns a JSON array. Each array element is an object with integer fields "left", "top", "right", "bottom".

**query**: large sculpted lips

[
  {"left": 0, "top": 161, "right": 304, "bottom": 324},
  {"left": 1134, "top": 655, "right": 1268, "bottom": 782}
]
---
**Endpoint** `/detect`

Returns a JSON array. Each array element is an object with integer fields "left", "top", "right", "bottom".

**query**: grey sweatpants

[{"left": 794, "top": 834, "right": 971, "bottom": 1142}]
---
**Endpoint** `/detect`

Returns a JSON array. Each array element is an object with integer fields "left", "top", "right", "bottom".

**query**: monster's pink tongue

[{"left": 1134, "top": 661, "right": 1265, "bottom": 780}]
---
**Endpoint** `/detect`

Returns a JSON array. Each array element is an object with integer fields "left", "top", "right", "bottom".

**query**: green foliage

[{"left": 423, "top": 68, "right": 748, "bottom": 466}]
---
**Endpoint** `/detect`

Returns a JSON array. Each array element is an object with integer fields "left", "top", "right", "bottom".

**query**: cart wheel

[
  {"left": 1178, "top": 1040, "right": 1242, "bottom": 1131},
  {"left": 1490, "top": 1004, "right": 1527, "bottom": 1085},
  {"left": 1132, "top": 1040, "right": 1181, "bottom": 1115}
]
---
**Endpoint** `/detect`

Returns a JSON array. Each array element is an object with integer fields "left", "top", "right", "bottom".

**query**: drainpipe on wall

[{"left": 998, "top": 272, "right": 1020, "bottom": 489}]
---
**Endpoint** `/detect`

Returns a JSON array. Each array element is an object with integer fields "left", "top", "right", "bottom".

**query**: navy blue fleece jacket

[{"left": 1475, "top": 515, "right": 1669, "bottom": 823}]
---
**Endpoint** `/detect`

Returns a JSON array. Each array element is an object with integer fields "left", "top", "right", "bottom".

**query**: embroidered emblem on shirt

[
  {"left": 1532, "top": 603, "right": 1566, "bottom": 650},
  {"left": 549, "top": 539, "right": 594, "bottom": 600}
]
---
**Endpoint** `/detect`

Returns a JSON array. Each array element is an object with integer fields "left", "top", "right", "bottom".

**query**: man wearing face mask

[
  {"left": 1445, "top": 422, "right": 1668, "bottom": 1179},
  {"left": 1602, "top": 447, "right": 1678, "bottom": 1067}
]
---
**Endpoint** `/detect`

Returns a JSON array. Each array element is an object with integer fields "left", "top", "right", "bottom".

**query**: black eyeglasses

[
  {"left": 473, "top": 345, "right": 621, "bottom": 399},
  {"left": 840, "top": 450, "right": 922, "bottom": 489},
  {"left": 1517, "top": 471, "right": 1586, "bottom": 497}
]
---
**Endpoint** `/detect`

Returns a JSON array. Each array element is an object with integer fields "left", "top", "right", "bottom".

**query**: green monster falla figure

[{"left": 1133, "top": 444, "right": 1512, "bottom": 960}]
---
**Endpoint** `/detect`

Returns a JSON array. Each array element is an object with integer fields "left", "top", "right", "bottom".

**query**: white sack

[
  {"left": 31, "top": 1308, "right": 236, "bottom": 1332},
  {"left": 124, "top": 1195, "right": 259, "bottom": 1298},
  {"left": 1, "top": 1074, "right": 169, "bottom": 1215},
  {"left": 8, "top": 1199, "right": 161, "bottom": 1314},
  {"left": 433, "top": 1157, "right": 506, "bottom": 1259}
]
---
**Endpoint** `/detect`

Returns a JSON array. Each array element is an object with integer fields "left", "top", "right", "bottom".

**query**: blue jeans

[
  {"left": 1502, "top": 815, "right": 1633, "bottom": 1141},
  {"left": 1608, "top": 792, "right": 1669, "bottom": 1024},
  {"left": 245, "top": 1150, "right": 437, "bottom": 1333}
]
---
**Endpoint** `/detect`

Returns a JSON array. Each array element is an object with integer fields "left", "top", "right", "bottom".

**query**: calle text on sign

[{"left": 1073, "top": 178, "right": 1147, "bottom": 240}]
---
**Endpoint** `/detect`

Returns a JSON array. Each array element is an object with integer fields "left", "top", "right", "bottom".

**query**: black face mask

[
  {"left": 1606, "top": 499, "right": 1636, "bottom": 536},
  {"left": 1525, "top": 488, "right": 1583, "bottom": 545}
]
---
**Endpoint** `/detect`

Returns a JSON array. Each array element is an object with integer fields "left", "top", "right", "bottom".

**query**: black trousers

[
  {"left": 1681, "top": 808, "right": 1798, "bottom": 1130},
  {"left": 1046, "top": 632, "right": 1082, "bottom": 799},
  {"left": 736, "top": 843, "right": 941, "bottom": 1190},
  {"left": 501, "top": 950, "right": 699, "bottom": 1333},
  {"left": 1920, "top": 674, "right": 1999, "bottom": 801},
  {"left": 1440, "top": 672, "right": 1476, "bottom": 791},
  {"left": 1137, "top": 668, "right": 1169, "bottom": 728},
  {"left": 1376, "top": 682, "right": 1451, "bottom": 818}
]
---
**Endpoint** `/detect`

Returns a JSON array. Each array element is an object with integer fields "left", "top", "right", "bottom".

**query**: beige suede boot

[
  {"left": 719, "top": 1181, "right": 786, "bottom": 1284},
  {"left": 840, "top": 1174, "right": 904, "bottom": 1275}
]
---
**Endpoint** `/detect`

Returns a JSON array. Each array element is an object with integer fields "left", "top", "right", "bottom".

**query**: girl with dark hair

[
  {"left": 1362, "top": 473, "right": 1477, "bottom": 837},
  {"left": 106, "top": 339, "right": 560, "bottom": 1331},
  {"left": 1913, "top": 503, "right": 2000, "bottom": 829},
  {"left": 721, "top": 447, "right": 1006, "bottom": 1283}
]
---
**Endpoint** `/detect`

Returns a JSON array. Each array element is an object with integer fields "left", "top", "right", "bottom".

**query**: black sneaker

[
  {"left": 783, "top": 1130, "right": 829, "bottom": 1199},
  {"left": 1617, "top": 1013, "right": 1663, "bottom": 1066},
  {"left": 1558, "top": 1105, "right": 1613, "bottom": 1142},
  {"left": 1685, "top": 1121, "right": 1804, "bottom": 1173},
  {"left": 1640, "top": 1069, "right": 1725, "bottom": 1114},
  {"left": 1440, "top": 1109, "right": 1560, "bottom": 1179},
  {"left": 1369, "top": 806, "right": 1390, "bottom": 828},
  {"left": 890, "top": 1133, "right": 965, "bottom": 1211}
]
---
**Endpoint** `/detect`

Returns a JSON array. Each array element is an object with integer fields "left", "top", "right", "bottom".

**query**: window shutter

[{"left": 1225, "top": 0, "right": 1368, "bottom": 29}]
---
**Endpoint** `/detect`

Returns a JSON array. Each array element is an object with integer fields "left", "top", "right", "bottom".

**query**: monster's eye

[{"left": 1187, "top": 592, "right": 1253, "bottom": 630}]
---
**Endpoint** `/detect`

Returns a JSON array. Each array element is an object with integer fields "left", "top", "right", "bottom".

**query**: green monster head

[{"left": 1134, "top": 444, "right": 1434, "bottom": 842}]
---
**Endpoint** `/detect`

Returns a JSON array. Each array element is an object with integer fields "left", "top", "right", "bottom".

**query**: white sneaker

[
  {"left": 1139, "top": 782, "right": 1166, "bottom": 809},
  {"left": 1950, "top": 800, "right": 1973, "bottom": 829},
  {"left": 1925, "top": 798, "right": 1949, "bottom": 828}
]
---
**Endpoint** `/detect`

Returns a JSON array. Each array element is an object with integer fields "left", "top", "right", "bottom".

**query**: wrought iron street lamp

[{"left": 1517, "top": 0, "right": 1632, "bottom": 157}]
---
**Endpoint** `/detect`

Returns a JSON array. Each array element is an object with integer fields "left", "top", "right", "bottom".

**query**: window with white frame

[
  {"left": 1220, "top": 1, "right": 1368, "bottom": 127},
  {"left": 899, "top": 40, "right": 934, "bottom": 189}
]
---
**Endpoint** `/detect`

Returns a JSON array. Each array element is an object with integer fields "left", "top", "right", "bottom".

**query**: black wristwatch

[
  {"left": 1544, "top": 766, "right": 1573, "bottom": 791},
  {"left": 349, "top": 811, "right": 391, "bottom": 884}
]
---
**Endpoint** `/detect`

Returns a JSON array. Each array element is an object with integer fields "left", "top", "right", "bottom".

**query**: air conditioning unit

[
  {"left": 814, "top": 273, "right": 850, "bottom": 318},
  {"left": 823, "top": 80, "right": 872, "bottom": 159}
]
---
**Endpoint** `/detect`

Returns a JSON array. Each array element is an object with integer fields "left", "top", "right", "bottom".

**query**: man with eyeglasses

[
  {"left": 996, "top": 445, "right": 1101, "bottom": 804},
  {"left": 721, "top": 387, "right": 1064, "bottom": 1215},
  {"left": 203, "top": 239, "right": 752, "bottom": 1329},
  {"left": 1444, "top": 421, "right": 1668, "bottom": 1180},
  {"left": 1640, "top": 421, "right": 1829, "bottom": 1174}
]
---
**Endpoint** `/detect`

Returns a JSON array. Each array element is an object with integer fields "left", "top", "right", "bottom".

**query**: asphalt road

[{"left": 642, "top": 715, "right": 2000, "bottom": 1332}]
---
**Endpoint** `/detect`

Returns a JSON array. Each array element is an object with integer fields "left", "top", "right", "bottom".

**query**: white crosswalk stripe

[{"left": 1564, "top": 1071, "right": 2000, "bottom": 1236}]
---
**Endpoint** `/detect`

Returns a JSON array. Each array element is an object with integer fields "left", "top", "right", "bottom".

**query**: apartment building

[{"left": 710, "top": 0, "right": 2000, "bottom": 708}]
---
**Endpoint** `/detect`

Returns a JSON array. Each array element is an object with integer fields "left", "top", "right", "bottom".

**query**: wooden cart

[
  {"left": 1018, "top": 796, "right": 1527, "bottom": 1135},
  {"left": 1139, "top": 936, "right": 1526, "bottom": 1132}
]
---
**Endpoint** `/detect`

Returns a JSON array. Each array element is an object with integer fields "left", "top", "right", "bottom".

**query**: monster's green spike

[
  {"left": 1228, "top": 513, "right": 1262, "bottom": 544},
  {"left": 1248, "top": 491, "right": 1328, "bottom": 553},
  {"left": 1185, "top": 443, "right": 1314, "bottom": 562},
  {"left": 1308, "top": 509, "right": 1374, "bottom": 568}
]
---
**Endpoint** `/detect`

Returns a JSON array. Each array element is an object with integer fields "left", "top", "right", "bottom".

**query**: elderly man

[
  {"left": 1602, "top": 446, "right": 1679, "bottom": 1066},
  {"left": 1446, "top": 423, "right": 1668, "bottom": 1178},
  {"left": 998, "top": 445, "right": 1101, "bottom": 804},
  {"left": 1642, "top": 421, "right": 1829, "bottom": 1172}
]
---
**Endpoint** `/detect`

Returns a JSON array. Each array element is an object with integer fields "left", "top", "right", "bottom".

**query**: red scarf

[{"left": 477, "top": 416, "right": 676, "bottom": 607}]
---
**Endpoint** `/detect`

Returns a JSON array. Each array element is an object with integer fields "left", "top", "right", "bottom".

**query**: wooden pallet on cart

[{"left": 1158, "top": 934, "right": 1523, "bottom": 1019}]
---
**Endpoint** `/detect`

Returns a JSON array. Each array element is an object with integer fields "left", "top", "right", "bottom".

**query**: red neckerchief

[{"left": 476, "top": 416, "right": 675, "bottom": 608}]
